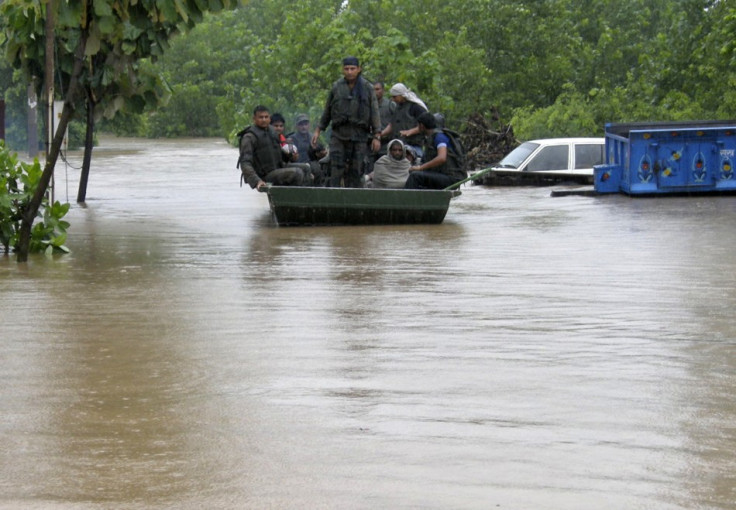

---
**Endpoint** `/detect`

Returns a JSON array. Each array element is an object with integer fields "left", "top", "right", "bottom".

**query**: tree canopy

[
  {"left": 1, "top": 0, "right": 238, "bottom": 260},
  {"left": 112, "top": 0, "right": 732, "bottom": 141},
  {"left": 2, "top": 0, "right": 736, "bottom": 145}
]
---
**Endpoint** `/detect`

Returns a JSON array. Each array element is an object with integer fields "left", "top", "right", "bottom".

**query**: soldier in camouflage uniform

[
  {"left": 238, "top": 105, "right": 305, "bottom": 190},
  {"left": 311, "top": 56, "right": 381, "bottom": 188}
]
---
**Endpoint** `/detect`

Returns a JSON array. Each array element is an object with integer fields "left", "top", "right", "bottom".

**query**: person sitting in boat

[
  {"left": 287, "top": 113, "right": 313, "bottom": 164},
  {"left": 238, "top": 105, "right": 306, "bottom": 190},
  {"left": 404, "top": 112, "right": 466, "bottom": 190},
  {"left": 308, "top": 142, "right": 329, "bottom": 187},
  {"left": 366, "top": 139, "right": 410, "bottom": 189},
  {"left": 270, "top": 112, "right": 298, "bottom": 161},
  {"left": 404, "top": 144, "right": 418, "bottom": 165}
]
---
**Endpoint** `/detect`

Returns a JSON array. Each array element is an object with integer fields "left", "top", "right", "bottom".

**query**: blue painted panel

[{"left": 594, "top": 122, "right": 736, "bottom": 195}]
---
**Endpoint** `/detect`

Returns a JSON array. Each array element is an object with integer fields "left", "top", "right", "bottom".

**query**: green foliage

[
  {"left": 98, "top": 110, "right": 148, "bottom": 137},
  {"left": 511, "top": 85, "right": 601, "bottom": 139},
  {"left": 3, "top": 0, "right": 736, "bottom": 148},
  {"left": 67, "top": 119, "right": 93, "bottom": 150},
  {"left": 1, "top": 0, "right": 239, "bottom": 140},
  {"left": 1, "top": 66, "right": 37, "bottom": 151},
  {"left": 0, "top": 141, "right": 70, "bottom": 255},
  {"left": 31, "top": 199, "right": 71, "bottom": 255},
  {"left": 2, "top": 0, "right": 239, "bottom": 261},
  {"left": 147, "top": 81, "right": 221, "bottom": 137},
  {"left": 124, "top": 0, "right": 731, "bottom": 142}
]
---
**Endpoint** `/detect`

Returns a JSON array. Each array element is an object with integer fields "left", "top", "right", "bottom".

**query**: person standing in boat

[
  {"left": 378, "top": 83, "right": 428, "bottom": 161},
  {"left": 404, "top": 112, "right": 466, "bottom": 190},
  {"left": 374, "top": 81, "right": 394, "bottom": 134},
  {"left": 373, "top": 81, "right": 394, "bottom": 157},
  {"left": 311, "top": 56, "right": 381, "bottom": 188},
  {"left": 238, "top": 105, "right": 305, "bottom": 190},
  {"left": 365, "top": 80, "right": 395, "bottom": 178}
]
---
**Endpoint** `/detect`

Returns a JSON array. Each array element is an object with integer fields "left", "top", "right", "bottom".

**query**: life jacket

[
  {"left": 329, "top": 76, "right": 372, "bottom": 131},
  {"left": 391, "top": 102, "right": 425, "bottom": 146},
  {"left": 287, "top": 130, "right": 312, "bottom": 163},
  {"left": 424, "top": 128, "right": 467, "bottom": 181},
  {"left": 378, "top": 97, "right": 395, "bottom": 131},
  {"left": 236, "top": 125, "right": 283, "bottom": 176}
]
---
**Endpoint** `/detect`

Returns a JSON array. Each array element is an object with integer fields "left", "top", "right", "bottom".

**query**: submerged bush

[{"left": 0, "top": 141, "right": 70, "bottom": 256}]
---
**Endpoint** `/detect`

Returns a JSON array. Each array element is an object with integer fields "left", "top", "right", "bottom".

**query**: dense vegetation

[
  {"left": 0, "top": 140, "right": 70, "bottom": 255},
  {"left": 2, "top": 0, "right": 736, "bottom": 149}
]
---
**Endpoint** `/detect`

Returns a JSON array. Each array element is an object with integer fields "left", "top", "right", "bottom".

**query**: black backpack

[
  {"left": 235, "top": 126, "right": 250, "bottom": 169},
  {"left": 440, "top": 128, "right": 467, "bottom": 172}
]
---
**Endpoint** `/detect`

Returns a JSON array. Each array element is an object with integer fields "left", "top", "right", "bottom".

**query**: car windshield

[{"left": 496, "top": 142, "right": 539, "bottom": 168}]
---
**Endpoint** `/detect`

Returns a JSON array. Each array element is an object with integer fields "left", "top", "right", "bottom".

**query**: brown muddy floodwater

[{"left": 2, "top": 136, "right": 736, "bottom": 509}]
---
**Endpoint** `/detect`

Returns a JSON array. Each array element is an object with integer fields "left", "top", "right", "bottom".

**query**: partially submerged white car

[{"left": 484, "top": 137, "right": 605, "bottom": 184}]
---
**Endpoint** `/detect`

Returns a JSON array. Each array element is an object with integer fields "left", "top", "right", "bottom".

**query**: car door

[
  {"left": 524, "top": 144, "right": 569, "bottom": 172},
  {"left": 572, "top": 142, "right": 605, "bottom": 176}
]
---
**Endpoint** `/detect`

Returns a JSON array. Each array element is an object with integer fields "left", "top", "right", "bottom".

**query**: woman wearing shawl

[
  {"left": 377, "top": 83, "right": 428, "bottom": 158},
  {"left": 366, "top": 139, "right": 411, "bottom": 188}
]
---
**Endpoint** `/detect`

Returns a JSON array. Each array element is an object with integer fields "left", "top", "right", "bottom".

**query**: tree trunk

[
  {"left": 77, "top": 91, "right": 95, "bottom": 203},
  {"left": 16, "top": 32, "right": 88, "bottom": 262}
]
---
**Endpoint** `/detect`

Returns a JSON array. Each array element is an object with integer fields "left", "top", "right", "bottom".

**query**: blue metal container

[{"left": 594, "top": 120, "right": 736, "bottom": 195}]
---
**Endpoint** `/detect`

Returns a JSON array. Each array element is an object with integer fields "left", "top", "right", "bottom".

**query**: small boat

[{"left": 260, "top": 185, "right": 462, "bottom": 226}]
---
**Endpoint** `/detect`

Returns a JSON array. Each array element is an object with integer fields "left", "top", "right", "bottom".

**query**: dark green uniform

[
  {"left": 391, "top": 101, "right": 426, "bottom": 147},
  {"left": 317, "top": 75, "right": 381, "bottom": 187},
  {"left": 238, "top": 125, "right": 304, "bottom": 189},
  {"left": 378, "top": 96, "right": 393, "bottom": 132}
]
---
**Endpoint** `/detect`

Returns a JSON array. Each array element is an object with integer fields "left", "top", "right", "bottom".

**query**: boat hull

[{"left": 263, "top": 186, "right": 461, "bottom": 226}]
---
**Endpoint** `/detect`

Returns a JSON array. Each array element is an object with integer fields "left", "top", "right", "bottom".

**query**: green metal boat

[{"left": 260, "top": 186, "right": 462, "bottom": 226}]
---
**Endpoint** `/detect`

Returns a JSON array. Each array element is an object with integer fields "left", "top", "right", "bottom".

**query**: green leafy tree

[
  {"left": 511, "top": 84, "right": 600, "bottom": 139},
  {"left": 6, "top": 0, "right": 732, "bottom": 157},
  {"left": 679, "top": 1, "right": 736, "bottom": 118},
  {"left": 144, "top": 8, "right": 249, "bottom": 137},
  {"left": 1, "top": 0, "right": 238, "bottom": 262}
]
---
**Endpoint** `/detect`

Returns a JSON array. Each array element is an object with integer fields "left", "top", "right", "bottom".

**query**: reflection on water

[{"left": 2, "top": 137, "right": 736, "bottom": 509}]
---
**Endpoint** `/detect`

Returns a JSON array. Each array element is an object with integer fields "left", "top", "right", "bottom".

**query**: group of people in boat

[{"left": 237, "top": 56, "right": 467, "bottom": 191}]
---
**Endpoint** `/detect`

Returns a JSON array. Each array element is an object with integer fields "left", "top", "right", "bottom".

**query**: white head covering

[
  {"left": 388, "top": 83, "right": 428, "bottom": 111},
  {"left": 386, "top": 139, "right": 406, "bottom": 161},
  {"left": 372, "top": 138, "right": 411, "bottom": 188}
]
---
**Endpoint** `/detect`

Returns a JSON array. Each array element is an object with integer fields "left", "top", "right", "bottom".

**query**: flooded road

[{"left": 2, "top": 137, "right": 736, "bottom": 509}]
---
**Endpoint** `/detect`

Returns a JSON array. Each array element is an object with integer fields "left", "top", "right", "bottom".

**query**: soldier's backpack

[
  {"left": 440, "top": 128, "right": 468, "bottom": 173},
  {"left": 235, "top": 126, "right": 250, "bottom": 169}
]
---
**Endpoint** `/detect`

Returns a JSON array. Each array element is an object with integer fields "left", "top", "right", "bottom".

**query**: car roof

[{"left": 525, "top": 137, "right": 604, "bottom": 144}]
